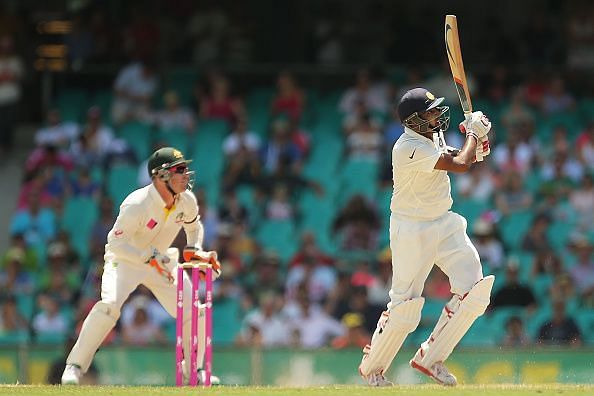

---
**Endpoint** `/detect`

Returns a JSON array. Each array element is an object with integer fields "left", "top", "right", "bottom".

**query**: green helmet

[{"left": 147, "top": 147, "right": 193, "bottom": 178}]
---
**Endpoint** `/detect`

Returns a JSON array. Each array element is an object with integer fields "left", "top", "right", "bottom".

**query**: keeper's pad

[
  {"left": 416, "top": 275, "right": 494, "bottom": 368},
  {"left": 359, "top": 297, "right": 424, "bottom": 376},
  {"left": 66, "top": 301, "right": 120, "bottom": 372}
]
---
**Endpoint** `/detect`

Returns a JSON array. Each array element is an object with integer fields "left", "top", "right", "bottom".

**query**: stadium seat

[
  {"left": 498, "top": 210, "right": 534, "bottom": 250},
  {"left": 62, "top": 197, "right": 99, "bottom": 260},
  {"left": 107, "top": 164, "right": 139, "bottom": 207},
  {"left": 118, "top": 121, "right": 153, "bottom": 161},
  {"left": 255, "top": 220, "right": 297, "bottom": 262}
]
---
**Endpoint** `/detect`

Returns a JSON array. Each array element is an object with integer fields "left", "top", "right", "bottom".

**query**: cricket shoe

[
  {"left": 360, "top": 369, "right": 393, "bottom": 387},
  {"left": 61, "top": 363, "right": 82, "bottom": 385},
  {"left": 181, "top": 360, "right": 221, "bottom": 385},
  {"left": 409, "top": 348, "right": 457, "bottom": 386}
]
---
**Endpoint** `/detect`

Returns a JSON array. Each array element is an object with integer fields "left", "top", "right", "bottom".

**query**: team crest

[
  {"left": 175, "top": 212, "right": 185, "bottom": 223},
  {"left": 426, "top": 91, "right": 435, "bottom": 101},
  {"left": 173, "top": 149, "right": 183, "bottom": 159}
]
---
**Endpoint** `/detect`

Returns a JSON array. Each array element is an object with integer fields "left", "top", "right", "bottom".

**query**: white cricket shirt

[
  {"left": 390, "top": 127, "right": 453, "bottom": 220},
  {"left": 104, "top": 184, "right": 200, "bottom": 266}
]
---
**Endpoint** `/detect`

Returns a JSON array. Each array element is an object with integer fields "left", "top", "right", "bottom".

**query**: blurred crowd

[{"left": 0, "top": 1, "right": 593, "bottom": 354}]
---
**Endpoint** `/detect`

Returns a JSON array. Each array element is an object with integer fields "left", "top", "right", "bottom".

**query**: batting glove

[{"left": 458, "top": 111, "right": 491, "bottom": 139}]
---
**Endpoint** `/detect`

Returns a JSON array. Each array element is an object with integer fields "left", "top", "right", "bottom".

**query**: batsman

[
  {"left": 358, "top": 88, "right": 493, "bottom": 386},
  {"left": 62, "top": 147, "right": 221, "bottom": 385}
]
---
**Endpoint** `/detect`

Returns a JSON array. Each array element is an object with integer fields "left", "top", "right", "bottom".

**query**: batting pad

[
  {"left": 417, "top": 275, "right": 494, "bottom": 368},
  {"left": 359, "top": 297, "right": 424, "bottom": 377},
  {"left": 67, "top": 301, "right": 120, "bottom": 372}
]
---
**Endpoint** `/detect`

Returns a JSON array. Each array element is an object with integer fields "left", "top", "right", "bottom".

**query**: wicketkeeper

[{"left": 62, "top": 147, "right": 221, "bottom": 385}]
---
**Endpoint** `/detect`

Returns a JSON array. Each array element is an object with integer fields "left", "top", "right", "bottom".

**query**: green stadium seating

[
  {"left": 498, "top": 210, "right": 534, "bottom": 250},
  {"left": 118, "top": 121, "right": 153, "bottom": 161},
  {"left": 55, "top": 89, "right": 88, "bottom": 122},
  {"left": 255, "top": 220, "right": 297, "bottom": 262},
  {"left": 62, "top": 197, "right": 99, "bottom": 261},
  {"left": 107, "top": 164, "right": 139, "bottom": 207}
]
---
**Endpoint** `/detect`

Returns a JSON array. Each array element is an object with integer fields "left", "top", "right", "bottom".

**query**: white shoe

[
  {"left": 61, "top": 364, "right": 82, "bottom": 385},
  {"left": 410, "top": 349, "right": 457, "bottom": 386},
  {"left": 364, "top": 373, "right": 393, "bottom": 387}
]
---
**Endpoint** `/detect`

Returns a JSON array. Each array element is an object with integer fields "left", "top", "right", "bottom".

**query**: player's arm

[
  {"left": 434, "top": 134, "right": 477, "bottom": 173},
  {"left": 435, "top": 111, "right": 491, "bottom": 173},
  {"left": 107, "top": 204, "right": 155, "bottom": 263}
]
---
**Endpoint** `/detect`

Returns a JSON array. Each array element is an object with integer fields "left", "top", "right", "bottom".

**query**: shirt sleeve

[
  {"left": 393, "top": 140, "right": 440, "bottom": 172},
  {"left": 181, "top": 192, "right": 204, "bottom": 250},
  {"left": 107, "top": 203, "right": 152, "bottom": 263}
]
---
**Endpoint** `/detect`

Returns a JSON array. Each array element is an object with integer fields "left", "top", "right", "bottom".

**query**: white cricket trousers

[
  {"left": 388, "top": 211, "right": 483, "bottom": 308},
  {"left": 66, "top": 258, "right": 201, "bottom": 372}
]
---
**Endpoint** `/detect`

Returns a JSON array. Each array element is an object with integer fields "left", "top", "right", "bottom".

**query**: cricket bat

[{"left": 445, "top": 14, "right": 483, "bottom": 161}]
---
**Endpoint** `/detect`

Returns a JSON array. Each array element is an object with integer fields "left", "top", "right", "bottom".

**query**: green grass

[{"left": 0, "top": 385, "right": 592, "bottom": 396}]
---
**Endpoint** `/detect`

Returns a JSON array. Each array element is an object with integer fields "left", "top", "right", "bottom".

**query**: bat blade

[{"left": 445, "top": 15, "right": 473, "bottom": 116}]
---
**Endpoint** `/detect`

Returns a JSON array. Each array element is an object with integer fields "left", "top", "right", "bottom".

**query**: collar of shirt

[
  {"left": 148, "top": 183, "right": 177, "bottom": 216},
  {"left": 403, "top": 126, "right": 434, "bottom": 143}
]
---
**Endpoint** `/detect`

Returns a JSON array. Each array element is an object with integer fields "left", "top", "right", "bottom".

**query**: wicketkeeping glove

[
  {"left": 183, "top": 246, "right": 222, "bottom": 280},
  {"left": 146, "top": 248, "right": 174, "bottom": 283}
]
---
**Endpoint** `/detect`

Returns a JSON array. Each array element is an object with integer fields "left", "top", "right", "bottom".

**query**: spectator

[
  {"left": 287, "top": 117, "right": 311, "bottom": 158},
  {"left": 242, "top": 251, "right": 284, "bottom": 303},
  {"left": 218, "top": 191, "right": 249, "bottom": 226},
  {"left": 491, "top": 259, "right": 537, "bottom": 312},
  {"left": 68, "top": 168, "right": 101, "bottom": 199},
  {"left": 1, "top": 233, "right": 38, "bottom": 272},
  {"left": 575, "top": 122, "right": 594, "bottom": 169},
  {"left": 222, "top": 116, "right": 261, "bottom": 158},
  {"left": 122, "top": 305, "right": 167, "bottom": 346},
  {"left": 331, "top": 313, "right": 370, "bottom": 349},
  {"left": 32, "top": 294, "right": 69, "bottom": 337},
  {"left": 339, "top": 68, "right": 388, "bottom": 115},
  {"left": 521, "top": 214, "right": 552, "bottom": 254},
  {"left": 10, "top": 191, "right": 57, "bottom": 255},
  {"left": 148, "top": 90, "right": 195, "bottom": 133},
  {"left": 265, "top": 185, "right": 294, "bottom": 221},
  {"left": 332, "top": 195, "right": 381, "bottom": 251},
  {"left": 288, "top": 231, "right": 333, "bottom": 269},
  {"left": 541, "top": 76, "right": 575, "bottom": 115},
  {"left": 34, "top": 109, "right": 79, "bottom": 150},
  {"left": 0, "top": 295, "right": 27, "bottom": 334},
  {"left": 284, "top": 285, "right": 345, "bottom": 349},
  {"left": 569, "top": 174, "right": 594, "bottom": 231},
  {"left": 424, "top": 268, "right": 452, "bottom": 301},
  {"left": 493, "top": 132, "right": 535, "bottom": 175},
  {"left": 531, "top": 249, "right": 564, "bottom": 280},
  {"left": 25, "top": 144, "right": 74, "bottom": 176},
  {"left": 345, "top": 111, "right": 383, "bottom": 162},
  {"left": 199, "top": 75, "right": 243, "bottom": 124},
  {"left": 471, "top": 218, "right": 505, "bottom": 270},
  {"left": 237, "top": 292, "right": 292, "bottom": 347},
  {"left": 500, "top": 90, "right": 536, "bottom": 139},
  {"left": 567, "top": 235, "right": 594, "bottom": 300},
  {"left": 455, "top": 162, "right": 496, "bottom": 202},
  {"left": 0, "top": 252, "right": 34, "bottom": 295},
  {"left": 270, "top": 71, "right": 305, "bottom": 122},
  {"left": 536, "top": 299, "right": 582, "bottom": 346},
  {"left": 501, "top": 316, "right": 531, "bottom": 347},
  {"left": 69, "top": 106, "right": 117, "bottom": 168},
  {"left": 367, "top": 250, "right": 392, "bottom": 306},
  {"left": 261, "top": 119, "right": 302, "bottom": 173},
  {"left": 0, "top": 34, "right": 23, "bottom": 154},
  {"left": 328, "top": 285, "right": 383, "bottom": 335},
  {"left": 495, "top": 172, "right": 533, "bottom": 216},
  {"left": 285, "top": 247, "right": 337, "bottom": 303},
  {"left": 111, "top": 59, "right": 158, "bottom": 125}
]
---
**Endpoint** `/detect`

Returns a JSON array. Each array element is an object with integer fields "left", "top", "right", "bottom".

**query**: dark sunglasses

[{"left": 170, "top": 165, "right": 188, "bottom": 174}]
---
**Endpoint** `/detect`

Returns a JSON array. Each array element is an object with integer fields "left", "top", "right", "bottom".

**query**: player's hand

[
  {"left": 146, "top": 248, "right": 174, "bottom": 283},
  {"left": 458, "top": 111, "right": 491, "bottom": 139},
  {"left": 183, "top": 246, "right": 222, "bottom": 280}
]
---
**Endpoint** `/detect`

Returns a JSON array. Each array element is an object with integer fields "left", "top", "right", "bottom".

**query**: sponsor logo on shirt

[
  {"left": 175, "top": 212, "right": 184, "bottom": 223},
  {"left": 147, "top": 219, "right": 158, "bottom": 229}
]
